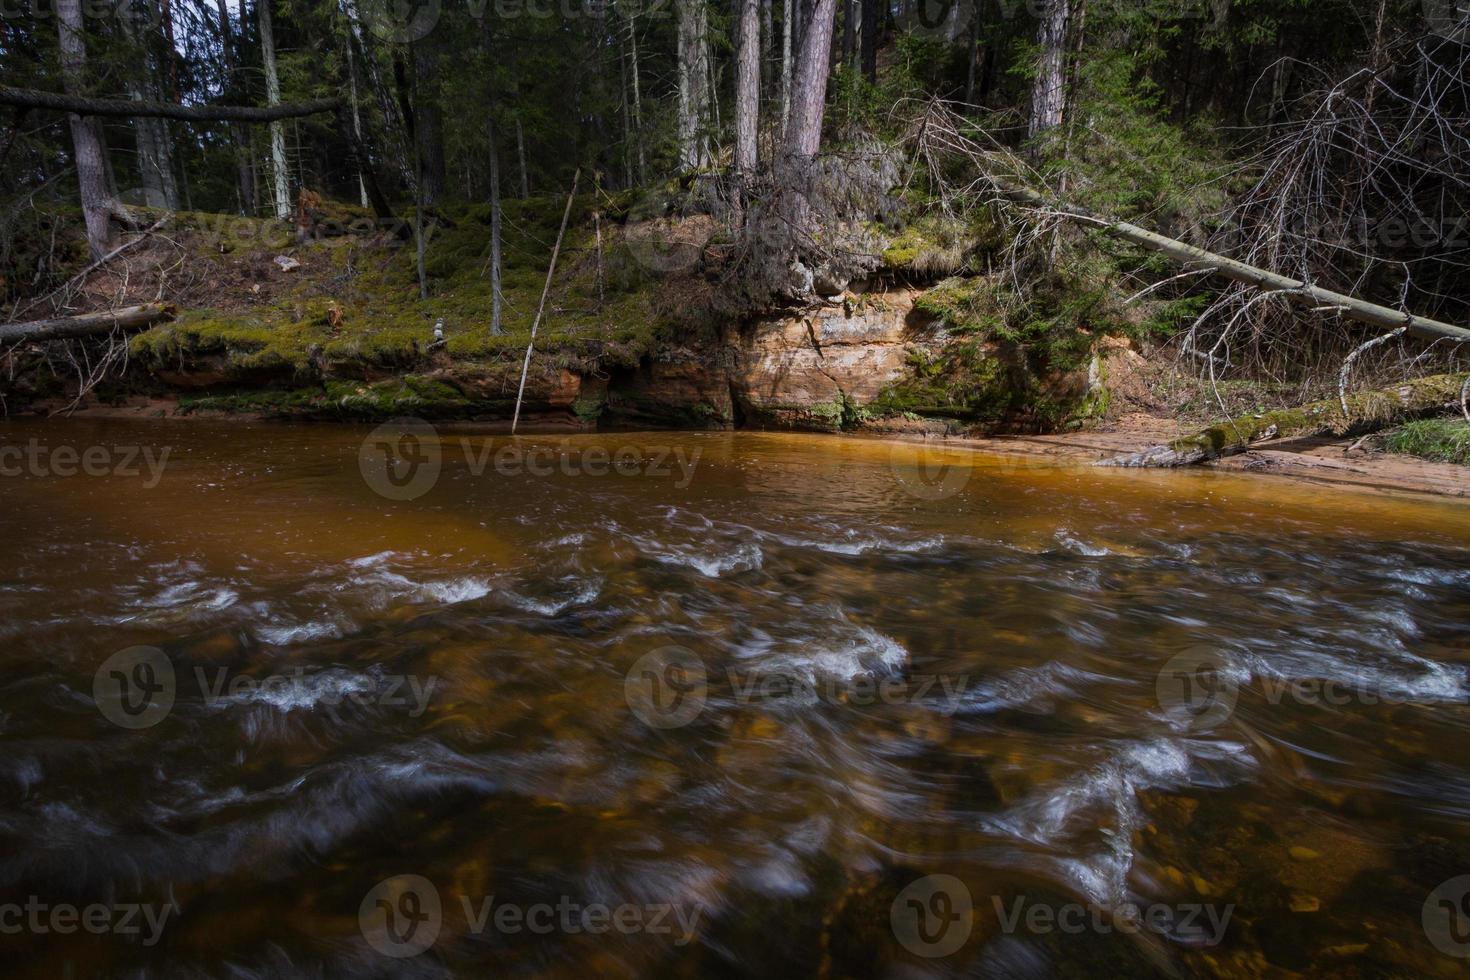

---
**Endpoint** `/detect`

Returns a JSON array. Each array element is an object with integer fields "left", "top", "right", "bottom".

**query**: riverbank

[
  {"left": 26, "top": 392, "right": 1468, "bottom": 502},
  {"left": 4, "top": 201, "right": 1464, "bottom": 500}
]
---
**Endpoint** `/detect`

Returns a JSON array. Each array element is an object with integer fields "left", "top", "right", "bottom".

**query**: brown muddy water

[{"left": 1, "top": 418, "right": 1469, "bottom": 979}]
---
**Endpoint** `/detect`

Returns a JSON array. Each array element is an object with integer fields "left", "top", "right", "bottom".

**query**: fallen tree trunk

[
  {"left": 0, "top": 304, "right": 176, "bottom": 344},
  {"left": 0, "top": 86, "right": 341, "bottom": 123},
  {"left": 1099, "top": 372, "right": 1470, "bottom": 467},
  {"left": 993, "top": 182, "right": 1470, "bottom": 349}
]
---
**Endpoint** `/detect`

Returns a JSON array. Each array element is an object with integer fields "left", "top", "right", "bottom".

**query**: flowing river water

[{"left": 1, "top": 418, "right": 1469, "bottom": 978}]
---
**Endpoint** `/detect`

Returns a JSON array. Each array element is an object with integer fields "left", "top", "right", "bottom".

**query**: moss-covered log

[
  {"left": 0, "top": 304, "right": 176, "bottom": 344},
  {"left": 1099, "top": 372, "right": 1470, "bottom": 467}
]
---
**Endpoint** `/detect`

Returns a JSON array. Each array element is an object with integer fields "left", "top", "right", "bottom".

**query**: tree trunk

[
  {"left": 258, "top": 0, "right": 292, "bottom": 218},
  {"left": 626, "top": 10, "right": 646, "bottom": 182},
  {"left": 860, "top": 0, "right": 878, "bottom": 83},
  {"left": 676, "top": 0, "right": 713, "bottom": 170},
  {"left": 516, "top": 116, "right": 529, "bottom": 197},
  {"left": 1099, "top": 373, "right": 1470, "bottom": 467},
  {"left": 487, "top": 115, "right": 504, "bottom": 336},
  {"left": 214, "top": 0, "right": 255, "bottom": 213},
  {"left": 55, "top": 0, "right": 120, "bottom": 261},
  {"left": 784, "top": 0, "right": 838, "bottom": 160},
  {"left": 841, "top": 0, "right": 855, "bottom": 68},
  {"left": 0, "top": 304, "right": 175, "bottom": 344},
  {"left": 117, "top": 1, "right": 178, "bottom": 210},
  {"left": 1028, "top": 0, "right": 1069, "bottom": 141},
  {"left": 412, "top": 39, "right": 446, "bottom": 207},
  {"left": 781, "top": 0, "right": 793, "bottom": 129},
  {"left": 734, "top": 0, "right": 761, "bottom": 180}
]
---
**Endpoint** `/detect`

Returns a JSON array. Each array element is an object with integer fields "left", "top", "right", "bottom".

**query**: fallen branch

[
  {"left": 0, "top": 86, "right": 342, "bottom": 123},
  {"left": 1099, "top": 372, "right": 1470, "bottom": 467},
  {"left": 991, "top": 181, "right": 1470, "bottom": 349},
  {"left": 510, "top": 170, "right": 579, "bottom": 434},
  {"left": 20, "top": 216, "right": 169, "bottom": 318},
  {"left": 0, "top": 304, "right": 176, "bottom": 344},
  {"left": 904, "top": 102, "right": 1470, "bottom": 349}
]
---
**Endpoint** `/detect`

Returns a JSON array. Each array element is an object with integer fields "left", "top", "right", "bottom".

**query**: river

[{"left": 2, "top": 418, "right": 1468, "bottom": 977}]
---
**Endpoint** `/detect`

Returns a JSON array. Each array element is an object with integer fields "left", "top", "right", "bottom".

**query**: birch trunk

[
  {"left": 487, "top": 115, "right": 504, "bottom": 335},
  {"left": 1028, "top": 0, "right": 1069, "bottom": 140},
  {"left": 258, "top": 0, "right": 292, "bottom": 218},
  {"left": 781, "top": 0, "right": 793, "bottom": 130}
]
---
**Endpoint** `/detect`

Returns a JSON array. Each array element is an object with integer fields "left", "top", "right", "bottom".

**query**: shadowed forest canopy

[{"left": 1, "top": 0, "right": 1468, "bottom": 425}]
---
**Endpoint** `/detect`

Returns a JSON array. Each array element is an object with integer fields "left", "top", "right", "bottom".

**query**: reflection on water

[{"left": 1, "top": 419, "right": 1469, "bottom": 977}]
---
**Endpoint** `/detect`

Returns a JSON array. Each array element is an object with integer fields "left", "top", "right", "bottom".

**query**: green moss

[
  {"left": 880, "top": 210, "right": 1001, "bottom": 276},
  {"left": 129, "top": 195, "right": 669, "bottom": 382}
]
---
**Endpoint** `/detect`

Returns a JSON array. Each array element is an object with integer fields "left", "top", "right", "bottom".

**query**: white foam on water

[
  {"left": 220, "top": 669, "right": 377, "bottom": 713},
  {"left": 253, "top": 620, "right": 344, "bottom": 645},
  {"left": 985, "top": 738, "right": 1254, "bottom": 907},
  {"left": 952, "top": 661, "right": 1115, "bottom": 715},
  {"left": 732, "top": 606, "right": 909, "bottom": 687},
  {"left": 499, "top": 575, "right": 603, "bottom": 616},
  {"left": 636, "top": 538, "right": 764, "bottom": 578}
]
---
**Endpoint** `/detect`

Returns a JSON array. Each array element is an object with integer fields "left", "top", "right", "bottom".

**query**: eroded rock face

[
  {"left": 75, "top": 287, "right": 1074, "bottom": 431},
  {"left": 727, "top": 288, "right": 932, "bottom": 429},
  {"left": 592, "top": 289, "right": 935, "bottom": 431}
]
